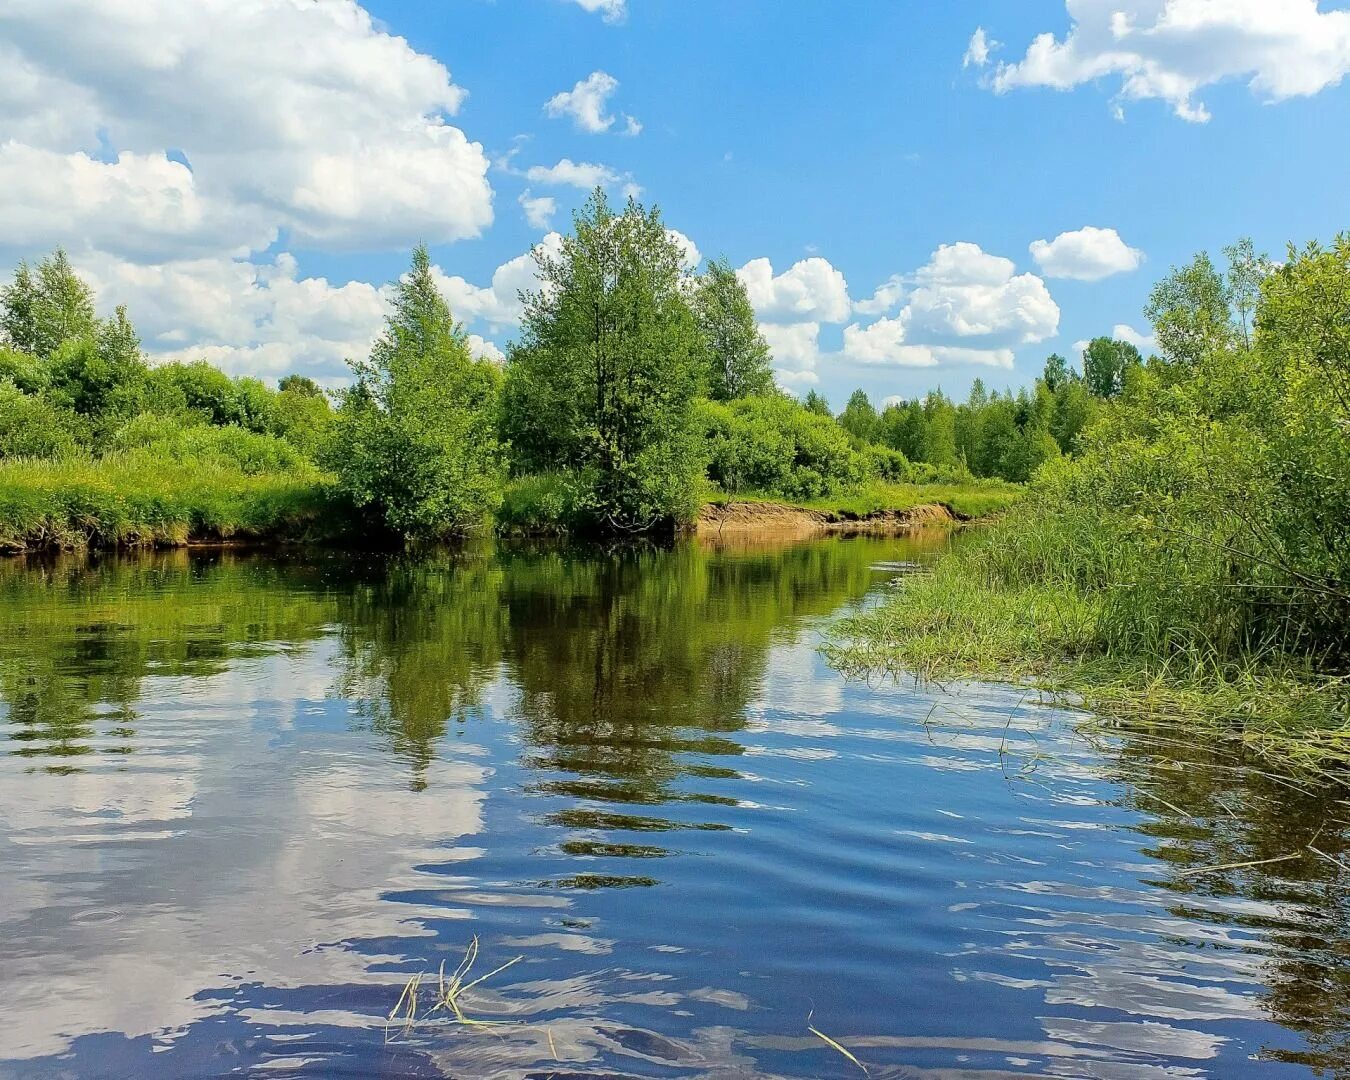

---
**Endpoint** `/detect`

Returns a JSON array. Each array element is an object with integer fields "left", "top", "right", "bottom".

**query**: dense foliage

[
  {"left": 503, "top": 191, "right": 709, "bottom": 530},
  {"left": 835, "top": 235, "right": 1350, "bottom": 750},
  {"left": 326, "top": 245, "right": 504, "bottom": 538}
]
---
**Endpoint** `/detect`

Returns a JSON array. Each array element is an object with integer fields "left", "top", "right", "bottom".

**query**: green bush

[
  {"left": 108, "top": 414, "right": 309, "bottom": 475},
  {"left": 863, "top": 444, "right": 911, "bottom": 483},
  {"left": 699, "top": 394, "right": 865, "bottom": 500},
  {"left": 0, "top": 380, "right": 87, "bottom": 460},
  {"left": 496, "top": 472, "right": 575, "bottom": 534}
]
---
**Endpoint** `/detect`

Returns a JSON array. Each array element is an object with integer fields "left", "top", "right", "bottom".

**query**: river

[{"left": 0, "top": 532, "right": 1346, "bottom": 1078}]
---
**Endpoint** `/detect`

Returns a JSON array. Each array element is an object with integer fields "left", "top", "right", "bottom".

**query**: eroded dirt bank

[{"left": 695, "top": 500, "right": 958, "bottom": 538}]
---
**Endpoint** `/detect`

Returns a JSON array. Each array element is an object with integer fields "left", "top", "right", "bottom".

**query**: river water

[{"left": 0, "top": 533, "right": 1346, "bottom": 1079}]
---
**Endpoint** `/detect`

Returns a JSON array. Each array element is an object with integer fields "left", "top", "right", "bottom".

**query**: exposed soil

[{"left": 695, "top": 500, "right": 958, "bottom": 538}]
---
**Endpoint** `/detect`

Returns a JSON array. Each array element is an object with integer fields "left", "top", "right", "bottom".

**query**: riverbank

[
  {"left": 825, "top": 522, "right": 1350, "bottom": 776},
  {"left": 0, "top": 455, "right": 336, "bottom": 553},
  {"left": 0, "top": 461, "right": 1017, "bottom": 554}
]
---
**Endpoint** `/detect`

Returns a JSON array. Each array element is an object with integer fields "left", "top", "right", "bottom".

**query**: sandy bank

[{"left": 695, "top": 500, "right": 958, "bottom": 538}]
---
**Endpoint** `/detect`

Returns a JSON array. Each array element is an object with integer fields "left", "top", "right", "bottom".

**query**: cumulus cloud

[
  {"left": 989, "top": 0, "right": 1350, "bottom": 123},
  {"left": 899, "top": 242, "right": 1059, "bottom": 344},
  {"left": 1030, "top": 226, "right": 1144, "bottom": 280},
  {"left": 1111, "top": 323, "right": 1157, "bottom": 352},
  {"left": 761, "top": 322, "right": 824, "bottom": 385},
  {"left": 737, "top": 257, "right": 852, "bottom": 324},
  {"left": 433, "top": 233, "right": 564, "bottom": 332},
  {"left": 519, "top": 191, "right": 557, "bottom": 230},
  {"left": 568, "top": 0, "right": 626, "bottom": 22},
  {"left": 544, "top": 71, "right": 640, "bottom": 135},
  {"left": 964, "top": 27, "right": 997, "bottom": 68},
  {"left": 853, "top": 274, "right": 906, "bottom": 316},
  {"left": 0, "top": 0, "right": 492, "bottom": 254},
  {"left": 0, "top": 0, "right": 506, "bottom": 382},
  {"left": 80, "top": 252, "right": 387, "bottom": 384},
  {"left": 525, "top": 158, "right": 622, "bottom": 188},
  {"left": 749, "top": 243, "right": 1058, "bottom": 383}
]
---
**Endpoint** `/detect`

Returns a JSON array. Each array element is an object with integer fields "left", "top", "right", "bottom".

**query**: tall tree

[
  {"left": 1081, "top": 337, "right": 1142, "bottom": 399},
  {"left": 505, "top": 190, "right": 706, "bottom": 530},
  {"left": 0, "top": 249, "right": 97, "bottom": 360},
  {"left": 329, "top": 244, "right": 504, "bottom": 537},
  {"left": 802, "top": 390, "right": 832, "bottom": 417},
  {"left": 837, "top": 388, "right": 880, "bottom": 444},
  {"left": 693, "top": 258, "right": 773, "bottom": 400},
  {"left": 1144, "top": 252, "right": 1233, "bottom": 369},
  {"left": 1042, "top": 353, "right": 1070, "bottom": 392}
]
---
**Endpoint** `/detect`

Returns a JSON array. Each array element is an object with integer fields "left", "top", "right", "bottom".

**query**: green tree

[
  {"left": 1144, "top": 252, "right": 1233, "bottom": 369},
  {"left": 693, "top": 258, "right": 773, "bottom": 400},
  {"left": 802, "top": 390, "right": 832, "bottom": 417},
  {"left": 1042, "top": 353, "right": 1070, "bottom": 392},
  {"left": 0, "top": 249, "right": 98, "bottom": 360},
  {"left": 279, "top": 374, "right": 324, "bottom": 397},
  {"left": 505, "top": 190, "right": 706, "bottom": 530},
  {"left": 837, "top": 388, "right": 880, "bottom": 444},
  {"left": 1081, "top": 336, "right": 1142, "bottom": 399},
  {"left": 328, "top": 244, "right": 505, "bottom": 537}
]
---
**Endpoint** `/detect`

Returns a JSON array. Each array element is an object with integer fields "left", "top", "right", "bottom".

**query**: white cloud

[
  {"left": 81, "top": 252, "right": 387, "bottom": 384},
  {"left": 737, "top": 257, "right": 852, "bottom": 324},
  {"left": 964, "top": 27, "right": 997, "bottom": 68},
  {"left": 432, "top": 233, "right": 565, "bottom": 332},
  {"left": 0, "top": 0, "right": 492, "bottom": 254},
  {"left": 0, "top": 0, "right": 506, "bottom": 383},
  {"left": 668, "top": 229, "right": 702, "bottom": 272},
  {"left": 525, "top": 158, "right": 622, "bottom": 189},
  {"left": 761, "top": 322, "right": 823, "bottom": 385},
  {"left": 0, "top": 145, "right": 271, "bottom": 263},
  {"left": 1029, "top": 226, "right": 1144, "bottom": 281},
  {"left": 518, "top": 191, "right": 557, "bottom": 230},
  {"left": 755, "top": 242, "right": 1057, "bottom": 380},
  {"left": 568, "top": 0, "right": 626, "bottom": 22},
  {"left": 989, "top": 0, "right": 1350, "bottom": 123},
  {"left": 1112, "top": 323, "right": 1157, "bottom": 352},
  {"left": 853, "top": 274, "right": 906, "bottom": 317},
  {"left": 900, "top": 242, "right": 1060, "bottom": 344},
  {"left": 843, "top": 319, "right": 1016, "bottom": 369},
  {"left": 466, "top": 334, "right": 505, "bottom": 364},
  {"left": 544, "top": 71, "right": 639, "bottom": 135}
]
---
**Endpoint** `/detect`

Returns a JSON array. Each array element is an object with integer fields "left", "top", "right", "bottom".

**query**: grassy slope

[{"left": 0, "top": 455, "right": 335, "bottom": 552}]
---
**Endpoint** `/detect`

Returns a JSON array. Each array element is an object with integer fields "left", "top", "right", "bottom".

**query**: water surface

[{"left": 1, "top": 534, "right": 1347, "bottom": 1078}]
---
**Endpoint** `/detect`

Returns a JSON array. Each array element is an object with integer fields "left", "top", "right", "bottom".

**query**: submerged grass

[
  {"left": 0, "top": 453, "right": 338, "bottom": 553},
  {"left": 386, "top": 936, "right": 526, "bottom": 1043},
  {"left": 825, "top": 528, "right": 1350, "bottom": 776}
]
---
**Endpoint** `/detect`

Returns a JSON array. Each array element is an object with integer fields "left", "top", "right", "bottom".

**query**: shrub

[
  {"left": 699, "top": 394, "right": 865, "bottom": 500},
  {"left": 0, "top": 380, "right": 86, "bottom": 459}
]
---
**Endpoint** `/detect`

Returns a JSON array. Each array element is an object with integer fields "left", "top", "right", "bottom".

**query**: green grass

[
  {"left": 705, "top": 479, "right": 1024, "bottom": 521},
  {"left": 0, "top": 454, "right": 338, "bottom": 553},
  {"left": 824, "top": 533, "right": 1350, "bottom": 775}
]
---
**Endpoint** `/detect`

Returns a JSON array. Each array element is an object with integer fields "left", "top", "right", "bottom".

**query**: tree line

[{"left": 1, "top": 189, "right": 1151, "bottom": 538}]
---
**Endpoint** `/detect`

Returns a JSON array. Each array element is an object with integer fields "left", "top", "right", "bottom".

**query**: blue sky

[{"left": 3, "top": 0, "right": 1349, "bottom": 406}]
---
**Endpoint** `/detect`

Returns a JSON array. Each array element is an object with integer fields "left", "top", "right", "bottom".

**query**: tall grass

[
  {"left": 0, "top": 453, "right": 336, "bottom": 552},
  {"left": 826, "top": 506, "right": 1350, "bottom": 771}
]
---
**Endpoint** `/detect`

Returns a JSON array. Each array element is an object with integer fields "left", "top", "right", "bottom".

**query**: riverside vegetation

[
  {"left": 829, "top": 237, "right": 1350, "bottom": 770},
  {"left": 2, "top": 190, "right": 1056, "bottom": 551},
  {"left": 1, "top": 194, "right": 1345, "bottom": 762}
]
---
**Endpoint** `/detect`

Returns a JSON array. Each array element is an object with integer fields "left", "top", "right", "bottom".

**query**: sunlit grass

[
  {"left": 824, "top": 532, "right": 1350, "bottom": 774},
  {"left": 0, "top": 453, "right": 337, "bottom": 552}
]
